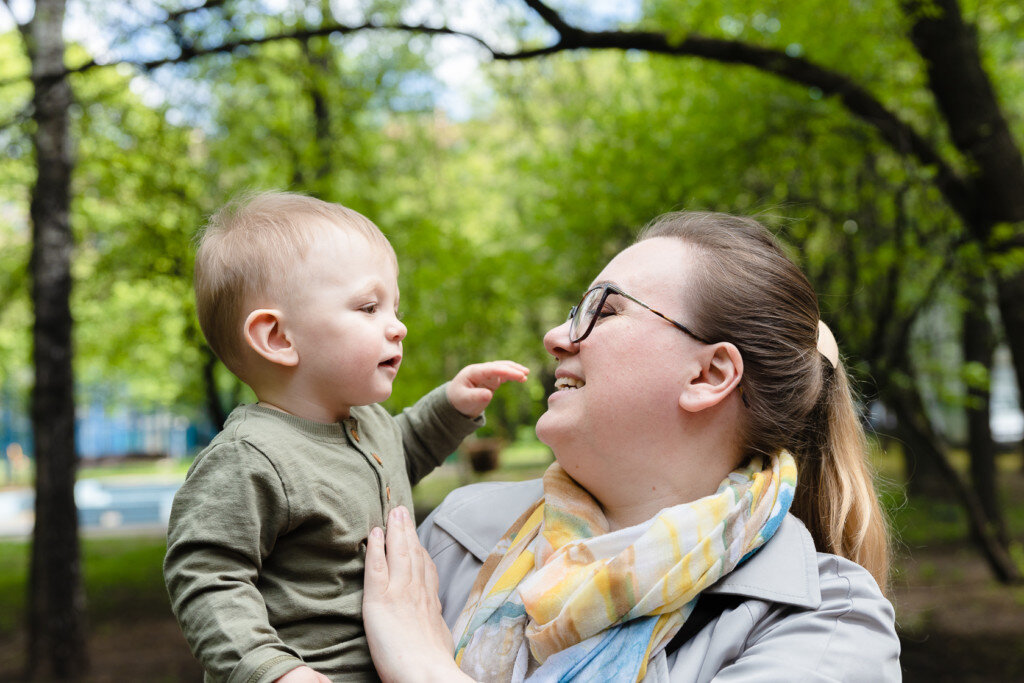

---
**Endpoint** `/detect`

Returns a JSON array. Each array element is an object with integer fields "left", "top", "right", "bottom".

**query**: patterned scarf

[{"left": 451, "top": 451, "right": 797, "bottom": 683}]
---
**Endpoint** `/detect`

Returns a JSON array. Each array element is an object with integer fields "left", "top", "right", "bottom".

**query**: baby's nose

[{"left": 388, "top": 318, "right": 407, "bottom": 341}]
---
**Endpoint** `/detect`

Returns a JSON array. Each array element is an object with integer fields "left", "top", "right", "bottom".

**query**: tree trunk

[
  {"left": 901, "top": 0, "right": 1024, "bottom": 415},
  {"left": 202, "top": 349, "right": 227, "bottom": 432},
  {"left": 896, "top": 427, "right": 952, "bottom": 498},
  {"left": 25, "top": 0, "right": 87, "bottom": 677},
  {"left": 886, "top": 388, "right": 954, "bottom": 498},
  {"left": 962, "top": 274, "right": 1008, "bottom": 544},
  {"left": 301, "top": 33, "right": 334, "bottom": 187},
  {"left": 887, "top": 383, "right": 1020, "bottom": 582}
]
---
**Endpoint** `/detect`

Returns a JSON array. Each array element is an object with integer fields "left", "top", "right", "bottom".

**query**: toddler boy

[{"left": 164, "top": 191, "right": 528, "bottom": 682}]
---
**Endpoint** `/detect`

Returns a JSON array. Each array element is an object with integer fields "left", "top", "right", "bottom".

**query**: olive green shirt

[{"left": 164, "top": 384, "right": 481, "bottom": 683}]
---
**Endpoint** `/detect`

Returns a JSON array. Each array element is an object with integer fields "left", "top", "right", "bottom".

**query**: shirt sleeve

[
  {"left": 163, "top": 442, "right": 305, "bottom": 683},
  {"left": 702, "top": 559, "right": 901, "bottom": 682},
  {"left": 397, "top": 383, "right": 484, "bottom": 485}
]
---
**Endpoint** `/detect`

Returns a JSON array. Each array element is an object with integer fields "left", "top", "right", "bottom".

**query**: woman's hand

[{"left": 363, "top": 506, "right": 474, "bottom": 683}]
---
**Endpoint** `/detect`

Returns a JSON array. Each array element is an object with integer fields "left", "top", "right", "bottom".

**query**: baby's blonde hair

[{"left": 194, "top": 191, "right": 395, "bottom": 376}]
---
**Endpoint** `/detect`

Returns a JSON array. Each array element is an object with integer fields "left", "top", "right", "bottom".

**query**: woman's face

[{"left": 536, "top": 237, "right": 706, "bottom": 489}]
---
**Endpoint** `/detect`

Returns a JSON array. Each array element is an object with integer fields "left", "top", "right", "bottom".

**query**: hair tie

[{"left": 817, "top": 320, "right": 839, "bottom": 369}]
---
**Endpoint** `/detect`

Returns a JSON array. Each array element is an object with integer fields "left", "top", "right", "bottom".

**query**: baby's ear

[
  {"left": 678, "top": 342, "right": 743, "bottom": 413},
  {"left": 243, "top": 309, "right": 298, "bottom": 367}
]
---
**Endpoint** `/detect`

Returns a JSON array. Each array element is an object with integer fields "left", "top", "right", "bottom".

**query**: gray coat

[{"left": 419, "top": 479, "right": 901, "bottom": 682}]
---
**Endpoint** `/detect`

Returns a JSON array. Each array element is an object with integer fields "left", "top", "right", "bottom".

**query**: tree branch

[
  {"left": 158, "top": 21, "right": 492, "bottom": 66},
  {"left": 0, "top": 1, "right": 977, "bottom": 225},
  {"left": 521, "top": 0, "right": 576, "bottom": 37},
  {"left": 490, "top": 27, "right": 975, "bottom": 223},
  {"left": 7, "top": 20, "right": 495, "bottom": 86},
  {"left": 164, "top": 0, "right": 231, "bottom": 25},
  {"left": 901, "top": 0, "right": 1024, "bottom": 228},
  {"left": 0, "top": 0, "right": 234, "bottom": 90}
]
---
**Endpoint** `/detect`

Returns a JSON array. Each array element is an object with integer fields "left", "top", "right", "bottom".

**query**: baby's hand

[
  {"left": 274, "top": 665, "right": 331, "bottom": 682},
  {"left": 447, "top": 360, "right": 530, "bottom": 418}
]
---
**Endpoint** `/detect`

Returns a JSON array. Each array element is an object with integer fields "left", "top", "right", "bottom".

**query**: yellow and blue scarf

[{"left": 452, "top": 452, "right": 797, "bottom": 682}]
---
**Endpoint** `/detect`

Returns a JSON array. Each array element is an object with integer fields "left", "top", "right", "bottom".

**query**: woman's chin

[{"left": 535, "top": 411, "right": 567, "bottom": 449}]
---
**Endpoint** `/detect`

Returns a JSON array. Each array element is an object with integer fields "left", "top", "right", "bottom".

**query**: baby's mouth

[
  {"left": 554, "top": 377, "right": 584, "bottom": 391},
  {"left": 379, "top": 355, "right": 401, "bottom": 369}
]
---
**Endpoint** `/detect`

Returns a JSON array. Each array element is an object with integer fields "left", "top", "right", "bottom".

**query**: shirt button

[
  {"left": 350, "top": 427, "right": 359, "bottom": 442},
  {"left": 386, "top": 486, "right": 391, "bottom": 501},
  {"left": 371, "top": 452, "right": 382, "bottom": 465}
]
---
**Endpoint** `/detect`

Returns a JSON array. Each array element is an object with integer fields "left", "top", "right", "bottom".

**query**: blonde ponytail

[{"left": 792, "top": 363, "right": 891, "bottom": 593}]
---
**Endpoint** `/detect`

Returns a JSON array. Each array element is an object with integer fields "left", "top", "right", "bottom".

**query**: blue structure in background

[
  {"left": 0, "top": 401, "right": 209, "bottom": 462},
  {"left": 75, "top": 404, "right": 201, "bottom": 459}
]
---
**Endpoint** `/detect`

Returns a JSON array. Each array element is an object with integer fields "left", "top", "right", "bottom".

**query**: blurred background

[{"left": 1, "top": 0, "right": 1023, "bottom": 680}]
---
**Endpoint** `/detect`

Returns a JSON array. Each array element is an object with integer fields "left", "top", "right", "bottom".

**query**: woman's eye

[{"left": 596, "top": 305, "right": 615, "bottom": 319}]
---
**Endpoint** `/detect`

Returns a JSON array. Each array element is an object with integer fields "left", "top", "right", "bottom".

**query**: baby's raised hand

[{"left": 446, "top": 360, "right": 530, "bottom": 418}]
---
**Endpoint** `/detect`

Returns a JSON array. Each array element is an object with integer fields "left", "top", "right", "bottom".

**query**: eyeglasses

[{"left": 567, "top": 283, "right": 712, "bottom": 345}]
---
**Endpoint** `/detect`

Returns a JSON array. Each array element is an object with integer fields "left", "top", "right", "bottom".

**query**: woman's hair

[{"left": 637, "top": 211, "right": 891, "bottom": 593}]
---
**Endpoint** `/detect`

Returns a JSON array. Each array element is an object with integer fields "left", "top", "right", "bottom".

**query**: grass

[
  {"left": 77, "top": 458, "right": 192, "bottom": 482},
  {"left": 0, "top": 540, "right": 29, "bottom": 634},
  {"left": 0, "top": 535, "right": 171, "bottom": 638}
]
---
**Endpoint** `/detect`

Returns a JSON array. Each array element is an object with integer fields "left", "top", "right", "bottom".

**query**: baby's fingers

[{"left": 469, "top": 360, "right": 530, "bottom": 387}]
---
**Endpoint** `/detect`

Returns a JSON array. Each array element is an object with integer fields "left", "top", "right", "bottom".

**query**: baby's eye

[{"left": 360, "top": 303, "right": 378, "bottom": 314}]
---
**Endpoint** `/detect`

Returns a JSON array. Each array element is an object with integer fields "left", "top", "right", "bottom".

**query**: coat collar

[
  {"left": 431, "top": 478, "right": 821, "bottom": 611},
  {"left": 705, "top": 512, "right": 821, "bottom": 608}
]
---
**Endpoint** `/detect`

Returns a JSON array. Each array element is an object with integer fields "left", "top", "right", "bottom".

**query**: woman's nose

[{"left": 543, "top": 319, "right": 577, "bottom": 358}]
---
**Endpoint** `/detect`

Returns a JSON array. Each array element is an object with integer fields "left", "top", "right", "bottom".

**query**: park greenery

[{"left": 1, "top": 0, "right": 1023, "bottom": 678}]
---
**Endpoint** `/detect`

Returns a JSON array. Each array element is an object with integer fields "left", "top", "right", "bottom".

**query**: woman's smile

[{"left": 553, "top": 375, "right": 584, "bottom": 391}]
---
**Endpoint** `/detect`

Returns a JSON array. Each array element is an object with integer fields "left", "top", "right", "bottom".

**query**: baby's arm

[
  {"left": 164, "top": 445, "right": 307, "bottom": 683},
  {"left": 274, "top": 666, "right": 331, "bottom": 682},
  {"left": 396, "top": 361, "right": 529, "bottom": 484}
]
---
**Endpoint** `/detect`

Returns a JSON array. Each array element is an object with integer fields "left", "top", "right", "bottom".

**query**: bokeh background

[{"left": 1, "top": 0, "right": 1023, "bottom": 680}]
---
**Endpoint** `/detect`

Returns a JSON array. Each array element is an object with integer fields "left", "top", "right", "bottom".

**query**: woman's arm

[{"left": 363, "top": 506, "right": 475, "bottom": 683}]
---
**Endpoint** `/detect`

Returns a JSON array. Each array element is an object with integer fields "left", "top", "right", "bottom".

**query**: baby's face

[{"left": 283, "top": 230, "right": 406, "bottom": 421}]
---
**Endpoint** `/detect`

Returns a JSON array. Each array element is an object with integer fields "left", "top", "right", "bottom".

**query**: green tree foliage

[
  {"left": 70, "top": 57, "right": 210, "bottom": 412},
  {"left": 0, "top": 30, "right": 33, "bottom": 399}
]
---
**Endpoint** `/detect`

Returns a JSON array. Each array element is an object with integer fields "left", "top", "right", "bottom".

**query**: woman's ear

[
  {"left": 243, "top": 309, "right": 299, "bottom": 367},
  {"left": 679, "top": 342, "right": 743, "bottom": 413}
]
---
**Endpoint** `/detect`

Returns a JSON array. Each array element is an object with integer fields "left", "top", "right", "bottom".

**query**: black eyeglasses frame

[{"left": 566, "top": 283, "right": 713, "bottom": 345}]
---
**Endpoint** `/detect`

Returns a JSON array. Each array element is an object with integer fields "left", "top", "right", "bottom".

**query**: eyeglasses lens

[{"left": 570, "top": 287, "right": 604, "bottom": 343}]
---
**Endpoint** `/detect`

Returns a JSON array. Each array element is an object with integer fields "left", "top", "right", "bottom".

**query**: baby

[{"left": 164, "top": 191, "right": 528, "bottom": 682}]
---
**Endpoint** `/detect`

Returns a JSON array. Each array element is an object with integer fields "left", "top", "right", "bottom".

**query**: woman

[{"left": 363, "top": 211, "right": 900, "bottom": 681}]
